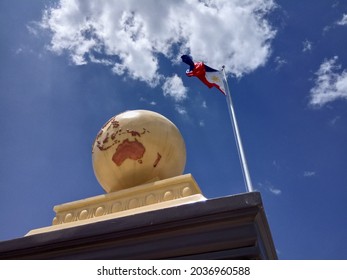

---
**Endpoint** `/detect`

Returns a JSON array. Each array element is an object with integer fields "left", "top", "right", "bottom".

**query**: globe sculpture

[{"left": 92, "top": 110, "right": 186, "bottom": 193}]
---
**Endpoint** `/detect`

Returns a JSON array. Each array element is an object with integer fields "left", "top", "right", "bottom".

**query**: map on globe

[{"left": 93, "top": 117, "right": 162, "bottom": 167}]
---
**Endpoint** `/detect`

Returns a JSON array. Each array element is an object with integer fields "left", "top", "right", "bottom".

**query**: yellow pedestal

[{"left": 26, "top": 174, "right": 205, "bottom": 236}]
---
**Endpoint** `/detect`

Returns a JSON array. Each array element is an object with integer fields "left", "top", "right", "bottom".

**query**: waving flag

[
  {"left": 181, "top": 55, "right": 254, "bottom": 193},
  {"left": 181, "top": 55, "right": 226, "bottom": 95}
]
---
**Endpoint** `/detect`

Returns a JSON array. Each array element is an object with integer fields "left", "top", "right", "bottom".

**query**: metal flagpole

[{"left": 221, "top": 66, "right": 254, "bottom": 192}]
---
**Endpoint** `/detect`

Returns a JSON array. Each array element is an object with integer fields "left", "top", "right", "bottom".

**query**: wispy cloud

[
  {"left": 272, "top": 160, "right": 281, "bottom": 170},
  {"left": 174, "top": 104, "right": 188, "bottom": 116},
  {"left": 26, "top": 21, "right": 44, "bottom": 37},
  {"left": 337, "top": 14, "right": 347, "bottom": 26},
  {"left": 329, "top": 115, "right": 341, "bottom": 126},
  {"left": 268, "top": 187, "right": 282, "bottom": 195},
  {"left": 309, "top": 56, "right": 347, "bottom": 107},
  {"left": 139, "top": 97, "right": 157, "bottom": 106},
  {"left": 274, "top": 56, "right": 287, "bottom": 70},
  {"left": 35, "top": 0, "right": 276, "bottom": 96},
  {"left": 332, "top": 1, "right": 340, "bottom": 8},
  {"left": 323, "top": 13, "right": 347, "bottom": 34},
  {"left": 302, "top": 39, "right": 313, "bottom": 52},
  {"left": 304, "top": 171, "right": 316, "bottom": 177},
  {"left": 258, "top": 181, "right": 282, "bottom": 196}
]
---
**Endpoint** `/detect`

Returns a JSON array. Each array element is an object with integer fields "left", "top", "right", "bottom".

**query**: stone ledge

[{"left": 26, "top": 174, "right": 205, "bottom": 236}]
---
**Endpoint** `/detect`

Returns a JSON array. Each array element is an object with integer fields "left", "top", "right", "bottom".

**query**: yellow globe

[{"left": 92, "top": 110, "right": 186, "bottom": 193}]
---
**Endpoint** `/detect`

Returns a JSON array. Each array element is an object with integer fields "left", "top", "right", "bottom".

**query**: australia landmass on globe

[
  {"left": 93, "top": 117, "right": 164, "bottom": 167},
  {"left": 112, "top": 138, "right": 146, "bottom": 166}
]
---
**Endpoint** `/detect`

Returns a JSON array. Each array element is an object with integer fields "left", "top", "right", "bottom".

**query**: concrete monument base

[{"left": 26, "top": 174, "right": 205, "bottom": 236}]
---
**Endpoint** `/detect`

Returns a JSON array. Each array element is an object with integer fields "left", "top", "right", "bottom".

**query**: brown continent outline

[
  {"left": 112, "top": 138, "right": 146, "bottom": 166},
  {"left": 96, "top": 124, "right": 150, "bottom": 152},
  {"left": 153, "top": 152, "right": 162, "bottom": 167}
]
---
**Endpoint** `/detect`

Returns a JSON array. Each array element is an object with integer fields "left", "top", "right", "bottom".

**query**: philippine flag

[{"left": 181, "top": 55, "right": 226, "bottom": 95}]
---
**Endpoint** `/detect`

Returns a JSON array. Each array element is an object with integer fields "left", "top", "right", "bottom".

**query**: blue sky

[{"left": 1, "top": 0, "right": 347, "bottom": 259}]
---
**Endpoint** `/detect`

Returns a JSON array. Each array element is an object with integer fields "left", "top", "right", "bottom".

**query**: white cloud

[
  {"left": 27, "top": 21, "right": 42, "bottom": 37},
  {"left": 38, "top": 0, "right": 276, "bottom": 91},
  {"left": 323, "top": 13, "right": 347, "bottom": 35},
  {"left": 309, "top": 56, "right": 347, "bottom": 107},
  {"left": 304, "top": 171, "right": 316, "bottom": 177},
  {"left": 139, "top": 97, "right": 157, "bottom": 106},
  {"left": 272, "top": 160, "right": 281, "bottom": 170},
  {"left": 302, "top": 39, "right": 312, "bottom": 52},
  {"left": 175, "top": 104, "right": 188, "bottom": 115},
  {"left": 162, "top": 74, "right": 188, "bottom": 102},
  {"left": 329, "top": 115, "right": 341, "bottom": 126},
  {"left": 269, "top": 187, "right": 282, "bottom": 195},
  {"left": 274, "top": 56, "right": 287, "bottom": 70},
  {"left": 258, "top": 181, "right": 282, "bottom": 195},
  {"left": 337, "top": 14, "right": 347, "bottom": 25},
  {"left": 323, "top": 25, "right": 332, "bottom": 34}
]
